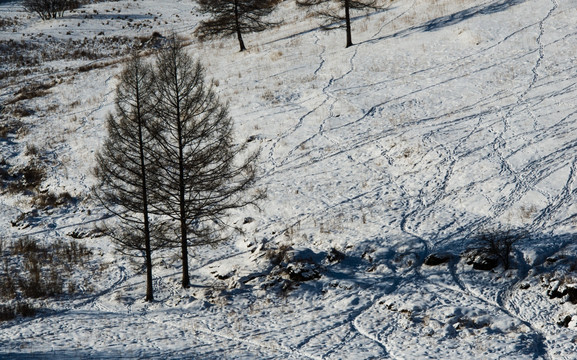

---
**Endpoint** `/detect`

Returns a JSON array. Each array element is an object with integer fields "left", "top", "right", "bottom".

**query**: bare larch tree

[
  {"left": 94, "top": 54, "right": 167, "bottom": 302},
  {"left": 195, "top": 0, "right": 281, "bottom": 52},
  {"left": 297, "top": 0, "right": 380, "bottom": 47},
  {"left": 149, "top": 37, "right": 262, "bottom": 288}
]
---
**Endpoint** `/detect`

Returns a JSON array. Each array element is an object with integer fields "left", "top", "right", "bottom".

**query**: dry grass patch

[{"left": 0, "top": 237, "right": 92, "bottom": 303}]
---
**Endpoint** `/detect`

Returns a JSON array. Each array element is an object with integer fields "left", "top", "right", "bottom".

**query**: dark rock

[
  {"left": 548, "top": 288, "right": 565, "bottom": 299},
  {"left": 558, "top": 315, "right": 572, "bottom": 328},
  {"left": 326, "top": 248, "right": 345, "bottom": 263},
  {"left": 551, "top": 286, "right": 577, "bottom": 303},
  {"left": 567, "top": 287, "right": 577, "bottom": 304},
  {"left": 462, "top": 249, "right": 500, "bottom": 271},
  {"left": 546, "top": 257, "right": 559, "bottom": 264},
  {"left": 424, "top": 253, "right": 451, "bottom": 266},
  {"left": 287, "top": 262, "right": 321, "bottom": 282},
  {"left": 471, "top": 255, "right": 499, "bottom": 271}
]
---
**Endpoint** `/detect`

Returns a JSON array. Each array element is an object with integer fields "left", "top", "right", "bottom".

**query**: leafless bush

[
  {"left": 10, "top": 106, "right": 36, "bottom": 118},
  {"left": 0, "top": 119, "right": 26, "bottom": 140},
  {"left": 468, "top": 228, "right": 525, "bottom": 270},
  {"left": 16, "top": 302, "right": 36, "bottom": 317},
  {"left": 0, "top": 305, "right": 16, "bottom": 322},
  {"left": 12, "top": 237, "right": 43, "bottom": 255},
  {"left": 5, "top": 161, "right": 46, "bottom": 194},
  {"left": 1, "top": 36, "right": 163, "bottom": 69},
  {"left": 53, "top": 239, "right": 91, "bottom": 263},
  {"left": 1, "top": 237, "right": 92, "bottom": 301},
  {"left": 0, "top": 16, "right": 20, "bottom": 31},
  {"left": 265, "top": 244, "right": 292, "bottom": 266},
  {"left": 24, "top": 144, "right": 41, "bottom": 157},
  {"left": 0, "top": 302, "right": 36, "bottom": 322},
  {"left": 262, "top": 245, "right": 324, "bottom": 295},
  {"left": 0, "top": 148, "right": 45, "bottom": 193},
  {"left": 0, "top": 259, "right": 17, "bottom": 299},
  {"left": 31, "top": 191, "right": 75, "bottom": 209},
  {"left": 7, "top": 81, "right": 56, "bottom": 105},
  {"left": 23, "top": 0, "right": 80, "bottom": 20},
  {"left": 19, "top": 255, "right": 54, "bottom": 298}
]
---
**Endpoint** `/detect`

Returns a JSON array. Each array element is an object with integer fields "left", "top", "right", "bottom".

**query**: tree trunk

[
  {"left": 234, "top": 0, "right": 247, "bottom": 51},
  {"left": 174, "top": 68, "right": 190, "bottom": 289},
  {"left": 139, "top": 132, "right": 153, "bottom": 301},
  {"left": 144, "top": 222, "right": 154, "bottom": 299},
  {"left": 137, "top": 84, "right": 154, "bottom": 302},
  {"left": 178, "top": 114, "right": 190, "bottom": 288},
  {"left": 237, "top": 30, "right": 247, "bottom": 52},
  {"left": 180, "top": 214, "right": 190, "bottom": 288},
  {"left": 178, "top": 122, "right": 190, "bottom": 288},
  {"left": 344, "top": 0, "right": 353, "bottom": 48}
]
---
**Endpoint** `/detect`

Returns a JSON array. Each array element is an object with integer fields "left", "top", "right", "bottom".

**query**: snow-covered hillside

[{"left": 1, "top": 0, "right": 577, "bottom": 358}]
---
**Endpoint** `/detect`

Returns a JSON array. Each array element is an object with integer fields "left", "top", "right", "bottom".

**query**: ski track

[
  {"left": 487, "top": 0, "right": 559, "bottom": 221},
  {"left": 149, "top": 314, "right": 318, "bottom": 360},
  {"left": 260, "top": 0, "right": 573, "bottom": 357},
  {"left": 403, "top": 3, "right": 562, "bottom": 355},
  {"left": 2, "top": 0, "right": 577, "bottom": 358},
  {"left": 409, "top": 260, "right": 552, "bottom": 360}
]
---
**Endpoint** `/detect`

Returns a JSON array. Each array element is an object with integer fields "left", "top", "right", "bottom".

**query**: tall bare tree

[
  {"left": 297, "top": 0, "right": 380, "bottom": 48},
  {"left": 149, "top": 37, "right": 262, "bottom": 288},
  {"left": 195, "top": 0, "right": 281, "bottom": 52},
  {"left": 94, "top": 54, "right": 166, "bottom": 302}
]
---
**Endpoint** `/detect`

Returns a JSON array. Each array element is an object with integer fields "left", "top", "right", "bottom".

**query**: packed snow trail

[{"left": 2, "top": 0, "right": 577, "bottom": 358}]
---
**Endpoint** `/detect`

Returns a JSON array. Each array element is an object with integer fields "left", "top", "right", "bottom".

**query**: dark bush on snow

[
  {"left": 466, "top": 228, "right": 525, "bottom": 270},
  {"left": 263, "top": 246, "right": 325, "bottom": 295},
  {"left": 0, "top": 237, "right": 92, "bottom": 302},
  {"left": 0, "top": 302, "right": 36, "bottom": 322},
  {"left": 23, "top": 0, "right": 80, "bottom": 20}
]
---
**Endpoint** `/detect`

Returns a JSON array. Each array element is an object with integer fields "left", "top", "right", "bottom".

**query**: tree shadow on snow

[
  {"left": 360, "top": 0, "right": 527, "bottom": 45},
  {"left": 263, "top": 7, "right": 392, "bottom": 45}
]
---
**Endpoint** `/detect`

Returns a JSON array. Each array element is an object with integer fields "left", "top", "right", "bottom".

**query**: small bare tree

[
  {"left": 297, "top": 0, "right": 381, "bottom": 48},
  {"left": 149, "top": 36, "right": 262, "bottom": 288},
  {"left": 195, "top": 0, "right": 281, "bottom": 52},
  {"left": 472, "top": 228, "right": 525, "bottom": 270},
  {"left": 22, "top": 0, "right": 79, "bottom": 20},
  {"left": 94, "top": 54, "right": 167, "bottom": 302}
]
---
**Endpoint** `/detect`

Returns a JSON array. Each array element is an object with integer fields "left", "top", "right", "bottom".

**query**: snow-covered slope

[{"left": 1, "top": 0, "right": 577, "bottom": 358}]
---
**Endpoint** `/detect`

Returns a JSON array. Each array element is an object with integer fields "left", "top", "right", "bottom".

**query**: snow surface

[{"left": 1, "top": 0, "right": 577, "bottom": 358}]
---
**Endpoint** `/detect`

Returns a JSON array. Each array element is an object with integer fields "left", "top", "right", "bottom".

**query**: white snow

[{"left": 1, "top": 0, "right": 577, "bottom": 358}]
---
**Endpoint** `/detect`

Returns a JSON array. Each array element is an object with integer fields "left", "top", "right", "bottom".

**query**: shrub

[
  {"left": 16, "top": 302, "right": 36, "bottom": 317},
  {"left": 0, "top": 305, "right": 15, "bottom": 321},
  {"left": 5, "top": 161, "right": 46, "bottom": 194},
  {"left": 0, "top": 16, "right": 20, "bottom": 31},
  {"left": 19, "top": 255, "right": 44, "bottom": 298},
  {"left": 0, "top": 302, "right": 36, "bottom": 322},
  {"left": 53, "top": 239, "right": 91, "bottom": 263},
  {"left": 262, "top": 245, "right": 324, "bottom": 295},
  {"left": 0, "top": 120, "right": 25, "bottom": 139},
  {"left": 0, "top": 260, "right": 17, "bottom": 299},
  {"left": 6, "top": 81, "right": 56, "bottom": 105},
  {"left": 23, "top": 0, "right": 80, "bottom": 20},
  {"left": 1, "top": 237, "right": 91, "bottom": 301},
  {"left": 31, "top": 191, "right": 75, "bottom": 209},
  {"left": 12, "top": 237, "right": 43, "bottom": 255},
  {"left": 468, "top": 228, "right": 525, "bottom": 270},
  {"left": 265, "top": 244, "right": 292, "bottom": 266}
]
